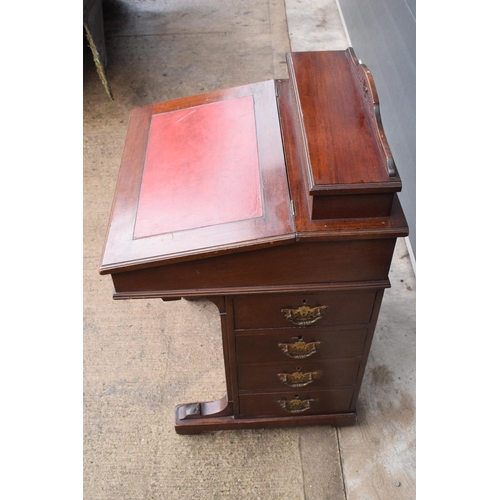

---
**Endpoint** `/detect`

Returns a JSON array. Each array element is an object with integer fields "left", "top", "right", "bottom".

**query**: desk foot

[
  {"left": 174, "top": 408, "right": 357, "bottom": 435},
  {"left": 175, "top": 395, "right": 233, "bottom": 422}
]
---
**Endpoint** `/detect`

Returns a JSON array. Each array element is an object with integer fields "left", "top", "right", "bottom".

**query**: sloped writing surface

[
  {"left": 134, "top": 96, "right": 263, "bottom": 238},
  {"left": 100, "top": 80, "right": 295, "bottom": 275}
]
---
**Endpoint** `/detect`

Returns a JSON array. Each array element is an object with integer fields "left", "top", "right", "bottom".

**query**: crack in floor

[{"left": 336, "top": 427, "right": 348, "bottom": 500}]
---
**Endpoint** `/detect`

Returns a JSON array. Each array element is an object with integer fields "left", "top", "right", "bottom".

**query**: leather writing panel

[{"left": 134, "top": 95, "right": 262, "bottom": 238}]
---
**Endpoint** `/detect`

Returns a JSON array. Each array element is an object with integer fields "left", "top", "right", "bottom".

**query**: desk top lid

[
  {"left": 287, "top": 48, "right": 402, "bottom": 196},
  {"left": 100, "top": 80, "right": 295, "bottom": 275}
]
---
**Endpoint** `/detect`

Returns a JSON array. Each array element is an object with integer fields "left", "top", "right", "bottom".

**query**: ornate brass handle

[
  {"left": 277, "top": 369, "right": 322, "bottom": 388},
  {"left": 281, "top": 304, "right": 328, "bottom": 326},
  {"left": 278, "top": 396, "right": 315, "bottom": 413},
  {"left": 278, "top": 340, "right": 322, "bottom": 359}
]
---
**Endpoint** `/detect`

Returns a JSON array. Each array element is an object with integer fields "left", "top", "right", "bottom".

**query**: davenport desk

[{"left": 99, "top": 49, "right": 408, "bottom": 434}]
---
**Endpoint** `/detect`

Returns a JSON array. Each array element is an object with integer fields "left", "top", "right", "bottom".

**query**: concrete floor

[{"left": 83, "top": 1, "right": 416, "bottom": 498}]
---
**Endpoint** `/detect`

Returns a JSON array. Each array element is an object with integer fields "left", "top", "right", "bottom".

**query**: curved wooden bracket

[
  {"left": 346, "top": 47, "right": 397, "bottom": 177},
  {"left": 176, "top": 395, "right": 233, "bottom": 421}
]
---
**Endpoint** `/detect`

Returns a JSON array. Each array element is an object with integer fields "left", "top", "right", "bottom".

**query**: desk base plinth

[{"left": 174, "top": 401, "right": 357, "bottom": 434}]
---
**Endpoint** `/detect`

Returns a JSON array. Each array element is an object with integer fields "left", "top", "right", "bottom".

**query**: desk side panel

[{"left": 111, "top": 239, "right": 396, "bottom": 297}]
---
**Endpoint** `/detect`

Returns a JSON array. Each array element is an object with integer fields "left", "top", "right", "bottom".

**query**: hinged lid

[
  {"left": 100, "top": 80, "right": 295, "bottom": 275},
  {"left": 287, "top": 49, "right": 402, "bottom": 219}
]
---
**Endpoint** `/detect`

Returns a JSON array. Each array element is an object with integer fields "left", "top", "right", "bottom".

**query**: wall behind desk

[{"left": 337, "top": 0, "right": 416, "bottom": 261}]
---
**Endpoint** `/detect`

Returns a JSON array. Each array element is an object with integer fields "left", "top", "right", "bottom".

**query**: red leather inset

[{"left": 134, "top": 95, "right": 263, "bottom": 238}]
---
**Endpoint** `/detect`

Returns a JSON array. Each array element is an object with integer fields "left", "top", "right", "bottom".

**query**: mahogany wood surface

[
  {"left": 232, "top": 291, "right": 377, "bottom": 329},
  {"left": 110, "top": 239, "right": 396, "bottom": 298},
  {"left": 287, "top": 49, "right": 401, "bottom": 193},
  {"left": 345, "top": 47, "right": 397, "bottom": 177},
  {"left": 174, "top": 407, "right": 357, "bottom": 434},
  {"left": 99, "top": 50, "right": 410, "bottom": 434},
  {"left": 309, "top": 192, "right": 394, "bottom": 219},
  {"left": 347, "top": 289, "right": 385, "bottom": 410},
  {"left": 234, "top": 327, "right": 369, "bottom": 364},
  {"left": 225, "top": 287, "right": 385, "bottom": 422},
  {"left": 238, "top": 388, "right": 354, "bottom": 418},
  {"left": 276, "top": 76, "right": 408, "bottom": 228},
  {"left": 237, "top": 358, "right": 361, "bottom": 391}
]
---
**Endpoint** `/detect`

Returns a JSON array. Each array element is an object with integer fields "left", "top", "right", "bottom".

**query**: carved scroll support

[
  {"left": 346, "top": 47, "right": 397, "bottom": 177},
  {"left": 176, "top": 395, "right": 233, "bottom": 420}
]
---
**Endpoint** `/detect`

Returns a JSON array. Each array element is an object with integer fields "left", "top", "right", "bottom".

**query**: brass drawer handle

[
  {"left": 278, "top": 396, "right": 315, "bottom": 413},
  {"left": 277, "top": 369, "right": 322, "bottom": 388},
  {"left": 281, "top": 304, "right": 328, "bottom": 326},
  {"left": 278, "top": 340, "right": 322, "bottom": 359}
]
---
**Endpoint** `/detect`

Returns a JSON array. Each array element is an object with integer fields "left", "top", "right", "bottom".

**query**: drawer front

[
  {"left": 233, "top": 292, "right": 376, "bottom": 330},
  {"left": 237, "top": 358, "right": 361, "bottom": 391},
  {"left": 235, "top": 328, "right": 368, "bottom": 364},
  {"left": 239, "top": 388, "right": 353, "bottom": 418}
]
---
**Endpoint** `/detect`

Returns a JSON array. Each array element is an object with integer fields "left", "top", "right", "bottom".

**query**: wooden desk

[{"left": 99, "top": 49, "right": 408, "bottom": 434}]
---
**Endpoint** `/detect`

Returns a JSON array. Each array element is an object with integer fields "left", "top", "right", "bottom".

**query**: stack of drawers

[{"left": 229, "top": 290, "right": 383, "bottom": 419}]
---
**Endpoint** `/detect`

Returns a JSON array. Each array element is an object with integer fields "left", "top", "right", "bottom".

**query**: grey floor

[{"left": 83, "top": 1, "right": 416, "bottom": 498}]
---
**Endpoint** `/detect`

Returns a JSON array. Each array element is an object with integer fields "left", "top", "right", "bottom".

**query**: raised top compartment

[{"left": 287, "top": 49, "right": 402, "bottom": 219}]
